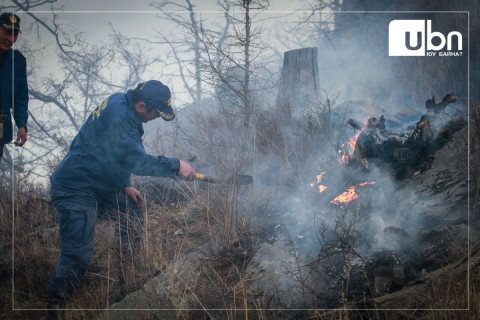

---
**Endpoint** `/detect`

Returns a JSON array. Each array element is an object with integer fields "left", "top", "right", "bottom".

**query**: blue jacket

[
  {"left": 1, "top": 49, "right": 28, "bottom": 144},
  {"left": 51, "top": 90, "right": 180, "bottom": 206}
]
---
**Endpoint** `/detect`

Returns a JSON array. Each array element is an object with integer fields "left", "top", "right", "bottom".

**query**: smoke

[
  {"left": 141, "top": 8, "right": 469, "bottom": 307},
  {"left": 272, "top": 9, "right": 468, "bottom": 257}
]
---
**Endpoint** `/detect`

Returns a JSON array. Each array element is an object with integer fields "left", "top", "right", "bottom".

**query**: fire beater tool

[{"left": 195, "top": 173, "right": 253, "bottom": 185}]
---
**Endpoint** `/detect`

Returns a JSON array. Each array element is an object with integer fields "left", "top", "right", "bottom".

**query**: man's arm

[
  {"left": 109, "top": 116, "right": 194, "bottom": 179},
  {"left": 123, "top": 187, "right": 144, "bottom": 208},
  {"left": 13, "top": 52, "right": 28, "bottom": 146},
  {"left": 15, "top": 127, "right": 26, "bottom": 146}
]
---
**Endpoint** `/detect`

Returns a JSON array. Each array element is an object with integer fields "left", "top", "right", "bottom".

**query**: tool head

[
  {"left": 227, "top": 174, "right": 253, "bottom": 185},
  {"left": 195, "top": 173, "right": 253, "bottom": 185}
]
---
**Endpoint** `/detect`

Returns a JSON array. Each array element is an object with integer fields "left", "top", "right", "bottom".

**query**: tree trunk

[{"left": 276, "top": 47, "right": 320, "bottom": 121}]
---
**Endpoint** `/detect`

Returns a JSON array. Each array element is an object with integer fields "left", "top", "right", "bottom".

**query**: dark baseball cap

[
  {"left": 134, "top": 80, "right": 175, "bottom": 121},
  {"left": 0, "top": 13, "right": 21, "bottom": 33}
]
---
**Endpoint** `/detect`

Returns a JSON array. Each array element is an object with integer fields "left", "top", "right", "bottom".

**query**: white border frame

[{"left": 10, "top": 9, "right": 470, "bottom": 313}]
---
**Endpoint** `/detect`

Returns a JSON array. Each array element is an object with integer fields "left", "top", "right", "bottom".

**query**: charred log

[
  {"left": 426, "top": 93, "right": 456, "bottom": 114},
  {"left": 348, "top": 94, "right": 465, "bottom": 177}
]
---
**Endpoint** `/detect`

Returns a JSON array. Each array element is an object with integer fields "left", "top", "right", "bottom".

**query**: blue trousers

[{"left": 48, "top": 186, "right": 143, "bottom": 304}]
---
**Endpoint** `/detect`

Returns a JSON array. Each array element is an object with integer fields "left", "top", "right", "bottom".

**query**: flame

[
  {"left": 338, "top": 116, "right": 371, "bottom": 163},
  {"left": 348, "top": 131, "right": 361, "bottom": 151},
  {"left": 316, "top": 172, "right": 326, "bottom": 183},
  {"left": 311, "top": 172, "right": 327, "bottom": 193},
  {"left": 338, "top": 148, "right": 349, "bottom": 163},
  {"left": 338, "top": 131, "right": 362, "bottom": 163},
  {"left": 331, "top": 181, "right": 375, "bottom": 205}
]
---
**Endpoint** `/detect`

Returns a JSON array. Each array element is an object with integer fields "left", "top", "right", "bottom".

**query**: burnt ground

[{"left": 247, "top": 120, "right": 476, "bottom": 312}]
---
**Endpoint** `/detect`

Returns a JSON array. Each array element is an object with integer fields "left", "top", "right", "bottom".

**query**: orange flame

[
  {"left": 349, "top": 131, "right": 361, "bottom": 151},
  {"left": 311, "top": 172, "right": 327, "bottom": 193},
  {"left": 331, "top": 181, "right": 375, "bottom": 205},
  {"left": 316, "top": 172, "right": 326, "bottom": 183},
  {"left": 338, "top": 117, "right": 370, "bottom": 163},
  {"left": 338, "top": 131, "right": 362, "bottom": 163}
]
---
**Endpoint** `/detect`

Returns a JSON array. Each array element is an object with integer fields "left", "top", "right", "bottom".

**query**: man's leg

[
  {"left": 113, "top": 191, "right": 144, "bottom": 257},
  {"left": 111, "top": 191, "right": 144, "bottom": 292},
  {"left": 48, "top": 190, "right": 97, "bottom": 314}
]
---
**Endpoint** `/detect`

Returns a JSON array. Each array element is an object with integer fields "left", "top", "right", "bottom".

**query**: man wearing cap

[
  {"left": 0, "top": 13, "right": 28, "bottom": 162},
  {"left": 48, "top": 80, "right": 196, "bottom": 314}
]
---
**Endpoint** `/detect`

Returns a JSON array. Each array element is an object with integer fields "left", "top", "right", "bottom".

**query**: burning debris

[
  {"left": 310, "top": 171, "right": 327, "bottom": 193},
  {"left": 330, "top": 181, "right": 375, "bottom": 205},
  {"left": 338, "top": 129, "right": 362, "bottom": 164},
  {"left": 277, "top": 92, "right": 471, "bottom": 308},
  {"left": 346, "top": 93, "right": 465, "bottom": 177},
  {"left": 426, "top": 93, "right": 456, "bottom": 114},
  {"left": 309, "top": 94, "right": 466, "bottom": 209}
]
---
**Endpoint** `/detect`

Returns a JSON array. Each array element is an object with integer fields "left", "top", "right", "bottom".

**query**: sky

[
  {"left": 41, "top": 0, "right": 304, "bottom": 11},
  {"left": 2, "top": 0, "right": 469, "bottom": 182},
  {"left": 8, "top": 1, "right": 469, "bottom": 126},
  {"left": 7, "top": 0, "right": 470, "bottom": 113},
  {"left": 10, "top": 0, "right": 309, "bottom": 45},
  {"left": 11, "top": 0, "right": 313, "bottom": 107},
  {"left": 3, "top": 0, "right": 315, "bottom": 179}
]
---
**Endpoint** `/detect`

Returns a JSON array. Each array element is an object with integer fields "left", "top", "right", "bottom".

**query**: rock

[
  {"left": 372, "top": 242, "right": 479, "bottom": 310},
  {"left": 174, "top": 229, "right": 185, "bottom": 236},
  {"left": 95, "top": 249, "right": 205, "bottom": 320},
  {"left": 410, "top": 126, "right": 468, "bottom": 223},
  {"left": 321, "top": 243, "right": 479, "bottom": 319}
]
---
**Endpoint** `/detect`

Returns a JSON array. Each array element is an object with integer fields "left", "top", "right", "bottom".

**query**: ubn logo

[{"left": 389, "top": 20, "right": 462, "bottom": 56}]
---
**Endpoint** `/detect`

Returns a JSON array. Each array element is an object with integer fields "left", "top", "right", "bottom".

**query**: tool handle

[{"left": 195, "top": 173, "right": 217, "bottom": 183}]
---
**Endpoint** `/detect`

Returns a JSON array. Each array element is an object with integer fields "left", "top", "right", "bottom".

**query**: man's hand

[
  {"left": 178, "top": 160, "right": 196, "bottom": 181},
  {"left": 124, "top": 187, "right": 144, "bottom": 208},
  {"left": 15, "top": 127, "right": 27, "bottom": 146}
]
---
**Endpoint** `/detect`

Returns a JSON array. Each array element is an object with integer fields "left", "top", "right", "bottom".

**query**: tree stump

[{"left": 276, "top": 47, "right": 320, "bottom": 121}]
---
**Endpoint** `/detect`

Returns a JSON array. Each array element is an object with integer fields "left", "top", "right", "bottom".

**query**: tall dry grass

[{"left": 0, "top": 98, "right": 477, "bottom": 320}]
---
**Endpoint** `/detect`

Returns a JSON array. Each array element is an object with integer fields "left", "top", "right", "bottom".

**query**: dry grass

[
  {"left": 2, "top": 178, "right": 475, "bottom": 320},
  {"left": 0, "top": 175, "right": 270, "bottom": 319},
  {"left": 0, "top": 100, "right": 477, "bottom": 320}
]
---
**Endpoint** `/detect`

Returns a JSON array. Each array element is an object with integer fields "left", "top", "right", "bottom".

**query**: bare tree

[
  {"left": 2, "top": 1, "right": 163, "bottom": 181},
  {"left": 198, "top": 0, "right": 269, "bottom": 130},
  {"left": 150, "top": 0, "right": 203, "bottom": 103},
  {"left": 148, "top": 0, "right": 232, "bottom": 104}
]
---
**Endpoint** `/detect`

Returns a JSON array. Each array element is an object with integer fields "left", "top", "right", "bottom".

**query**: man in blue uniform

[
  {"left": 0, "top": 13, "right": 28, "bottom": 162},
  {"left": 48, "top": 80, "right": 196, "bottom": 314}
]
